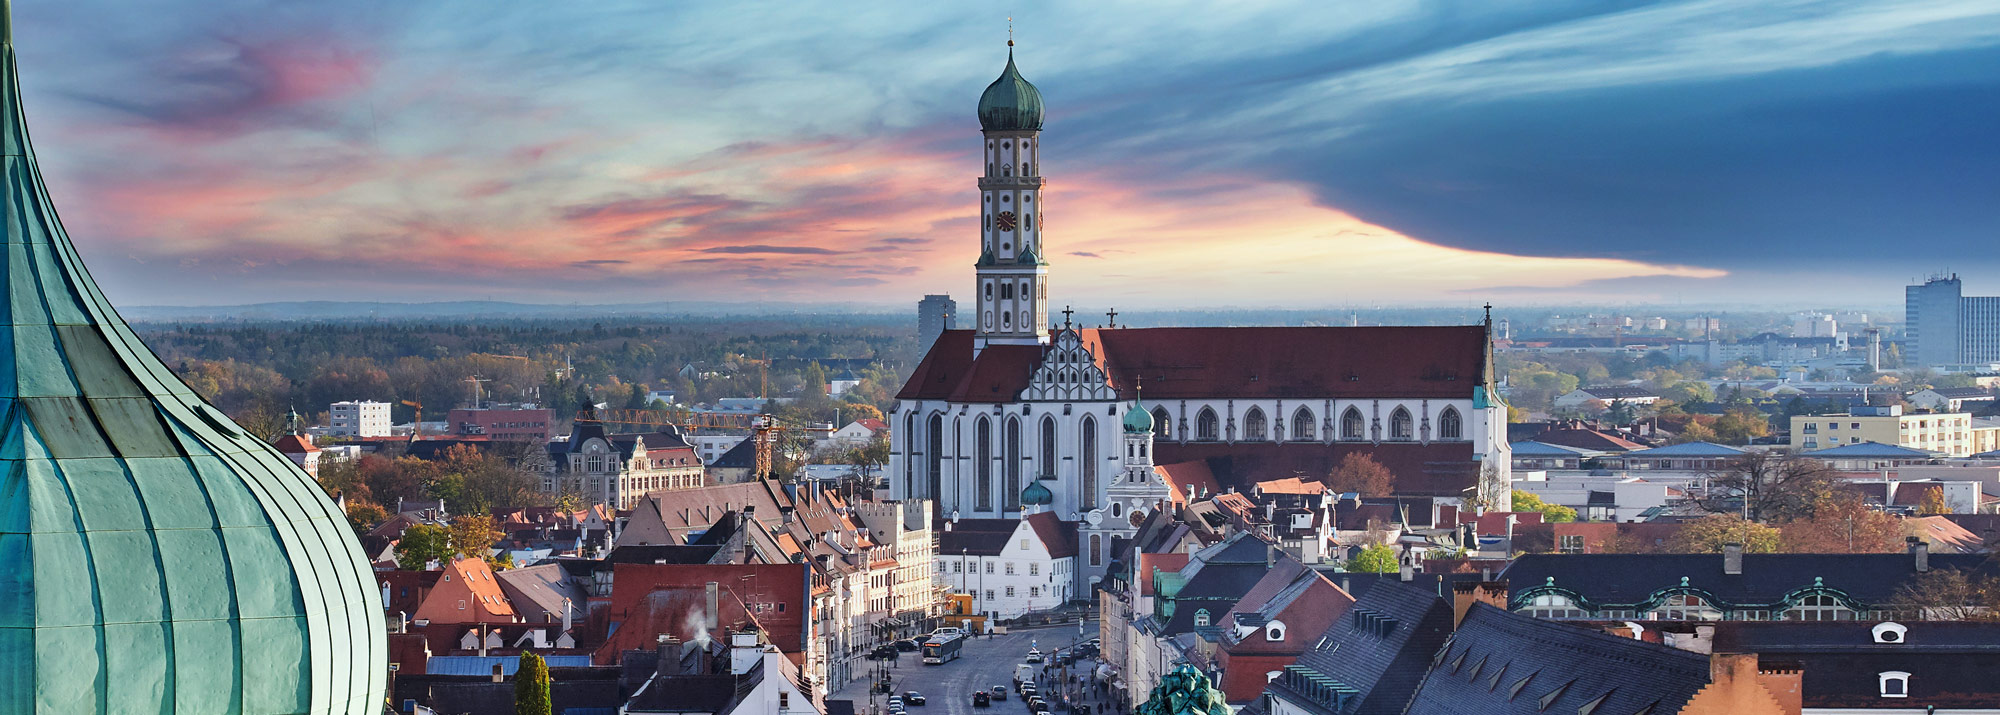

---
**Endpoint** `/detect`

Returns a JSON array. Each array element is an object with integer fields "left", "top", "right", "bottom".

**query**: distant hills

[{"left": 120, "top": 300, "right": 899, "bottom": 322}]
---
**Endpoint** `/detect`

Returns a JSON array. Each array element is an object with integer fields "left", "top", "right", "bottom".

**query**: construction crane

[
  {"left": 399, "top": 399, "right": 424, "bottom": 442},
  {"left": 575, "top": 408, "right": 810, "bottom": 480}
]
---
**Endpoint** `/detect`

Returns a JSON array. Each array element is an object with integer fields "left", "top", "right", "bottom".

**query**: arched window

[
  {"left": 1005, "top": 417, "right": 1022, "bottom": 510},
  {"left": 1196, "top": 408, "right": 1220, "bottom": 441},
  {"left": 1521, "top": 593, "right": 1589, "bottom": 619},
  {"left": 1649, "top": 594, "right": 1721, "bottom": 621},
  {"left": 1002, "top": 313, "right": 1012, "bottom": 330},
  {"left": 1081, "top": 416, "right": 1098, "bottom": 509},
  {"left": 1291, "top": 407, "right": 1315, "bottom": 441},
  {"left": 1390, "top": 407, "right": 1414, "bottom": 441},
  {"left": 1040, "top": 416, "right": 1058, "bottom": 479},
  {"left": 1152, "top": 407, "right": 1172, "bottom": 439},
  {"left": 1243, "top": 408, "right": 1267, "bottom": 441},
  {"left": 1021, "top": 162, "right": 1030, "bottom": 176},
  {"left": 1341, "top": 407, "right": 1365, "bottom": 441},
  {"left": 1265, "top": 621, "right": 1287, "bottom": 642},
  {"left": 1879, "top": 671, "right": 1910, "bottom": 698},
  {"left": 903, "top": 413, "right": 916, "bottom": 494},
  {"left": 927, "top": 414, "right": 944, "bottom": 500},
  {"left": 1783, "top": 594, "right": 1855, "bottom": 621},
  {"left": 1025, "top": 214, "right": 1033, "bottom": 231},
  {"left": 1439, "top": 407, "right": 1463, "bottom": 441},
  {"left": 976, "top": 417, "right": 993, "bottom": 511},
  {"left": 1089, "top": 534, "right": 1102, "bottom": 567}
]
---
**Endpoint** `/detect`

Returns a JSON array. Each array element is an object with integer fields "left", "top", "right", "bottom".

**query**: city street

[{"left": 831, "top": 622, "right": 1104, "bottom": 715}]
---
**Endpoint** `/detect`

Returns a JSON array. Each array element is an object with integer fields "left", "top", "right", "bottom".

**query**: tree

[
  {"left": 1779, "top": 496, "right": 1901, "bottom": 553},
  {"left": 1326, "top": 453, "right": 1394, "bottom": 497},
  {"left": 1697, "top": 452, "right": 1841, "bottom": 523},
  {"left": 1888, "top": 568, "right": 1996, "bottom": 621},
  {"left": 1670, "top": 420, "right": 1718, "bottom": 445},
  {"left": 625, "top": 382, "right": 648, "bottom": 410},
  {"left": 1510, "top": 490, "right": 1577, "bottom": 523},
  {"left": 515, "top": 651, "right": 552, "bottom": 715},
  {"left": 1606, "top": 399, "right": 1638, "bottom": 425},
  {"left": 395, "top": 523, "right": 454, "bottom": 570},
  {"left": 345, "top": 502, "right": 389, "bottom": 536},
  {"left": 1919, "top": 486, "right": 1950, "bottom": 516},
  {"left": 1661, "top": 380, "right": 1715, "bottom": 406},
  {"left": 1667, "top": 514, "right": 1781, "bottom": 554},
  {"left": 1347, "top": 544, "right": 1399, "bottom": 573},
  {"left": 1711, "top": 409, "right": 1771, "bottom": 445},
  {"left": 449, "top": 515, "right": 504, "bottom": 565}
]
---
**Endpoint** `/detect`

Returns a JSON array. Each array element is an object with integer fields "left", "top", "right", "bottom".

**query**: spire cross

[
  {"left": 1061, "top": 305, "right": 1074, "bottom": 328},
  {"left": 1106, "top": 308, "right": 1118, "bottom": 328}
]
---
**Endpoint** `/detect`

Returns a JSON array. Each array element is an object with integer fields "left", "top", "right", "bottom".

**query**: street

[{"left": 831, "top": 622, "right": 1104, "bottom": 715}]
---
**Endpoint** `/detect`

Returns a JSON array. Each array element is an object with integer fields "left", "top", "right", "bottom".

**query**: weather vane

[{"left": 1008, "top": 16, "right": 1014, "bottom": 47}]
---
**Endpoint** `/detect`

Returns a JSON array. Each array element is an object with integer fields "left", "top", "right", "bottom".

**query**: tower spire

[{"left": 1008, "top": 16, "right": 1014, "bottom": 47}]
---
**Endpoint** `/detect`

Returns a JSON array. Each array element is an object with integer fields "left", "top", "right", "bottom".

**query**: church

[{"left": 888, "top": 44, "right": 1511, "bottom": 599}]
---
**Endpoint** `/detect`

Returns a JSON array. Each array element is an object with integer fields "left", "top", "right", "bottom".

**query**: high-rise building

[
  {"left": 918, "top": 294, "right": 957, "bottom": 348},
  {"left": 1906, "top": 275, "right": 2000, "bottom": 367},
  {"left": 328, "top": 399, "right": 393, "bottom": 437}
]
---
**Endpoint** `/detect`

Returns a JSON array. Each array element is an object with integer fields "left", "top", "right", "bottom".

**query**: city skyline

[{"left": 13, "top": 0, "right": 2000, "bottom": 307}]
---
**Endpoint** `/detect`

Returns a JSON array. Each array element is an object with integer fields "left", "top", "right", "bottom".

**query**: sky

[{"left": 12, "top": 0, "right": 2000, "bottom": 309}]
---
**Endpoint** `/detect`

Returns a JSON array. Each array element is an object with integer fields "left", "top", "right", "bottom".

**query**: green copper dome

[
  {"left": 1021, "top": 480, "right": 1054, "bottom": 506},
  {"left": 1123, "top": 401, "right": 1154, "bottom": 434},
  {"left": 978, "top": 50, "right": 1044, "bottom": 132},
  {"left": 0, "top": 7, "right": 385, "bottom": 713}
]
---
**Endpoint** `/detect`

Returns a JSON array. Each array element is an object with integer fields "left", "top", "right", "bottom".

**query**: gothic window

[
  {"left": 1390, "top": 407, "right": 1414, "bottom": 441},
  {"left": 1081, "top": 416, "right": 1099, "bottom": 509},
  {"left": 903, "top": 413, "right": 915, "bottom": 494},
  {"left": 976, "top": 417, "right": 993, "bottom": 511},
  {"left": 1196, "top": 408, "right": 1220, "bottom": 441},
  {"left": 927, "top": 414, "right": 944, "bottom": 499},
  {"left": 1292, "top": 407, "right": 1315, "bottom": 441},
  {"left": 1440, "top": 407, "right": 1463, "bottom": 440},
  {"left": 1341, "top": 407, "right": 1365, "bottom": 441},
  {"left": 1152, "top": 407, "right": 1171, "bottom": 439},
  {"left": 1005, "top": 417, "right": 1023, "bottom": 510},
  {"left": 1040, "top": 416, "right": 1057, "bottom": 479},
  {"left": 1243, "top": 407, "right": 1268, "bottom": 441}
]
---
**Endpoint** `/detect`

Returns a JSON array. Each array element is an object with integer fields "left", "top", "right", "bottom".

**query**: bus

[{"left": 922, "top": 632, "right": 965, "bottom": 664}]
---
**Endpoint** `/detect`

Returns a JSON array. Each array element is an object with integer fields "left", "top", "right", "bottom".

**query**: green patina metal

[
  {"left": 1136, "top": 664, "right": 1230, "bottom": 715},
  {"left": 1511, "top": 581, "right": 1874, "bottom": 616},
  {"left": 977, "top": 50, "right": 1044, "bottom": 132},
  {"left": 0, "top": 4, "right": 386, "bottom": 713},
  {"left": 1020, "top": 480, "right": 1053, "bottom": 506}
]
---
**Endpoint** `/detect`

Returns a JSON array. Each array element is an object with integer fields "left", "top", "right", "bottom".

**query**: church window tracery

[
  {"left": 976, "top": 417, "right": 993, "bottom": 511},
  {"left": 1390, "top": 407, "right": 1414, "bottom": 441},
  {"left": 1040, "top": 416, "right": 1057, "bottom": 479},
  {"left": 1293, "top": 407, "right": 1315, "bottom": 441},
  {"left": 1005, "top": 417, "right": 1023, "bottom": 510},
  {"left": 1153, "top": 407, "right": 1172, "bottom": 439},
  {"left": 1196, "top": 408, "right": 1220, "bottom": 441},
  {"left": 1341, "top": 408, "right": 1365, "bottom": 441},
  {"left": 1244, "top": 407, "right": 1268, "bottom": 441},
  {"left": 1081, "top": 416, "right": 1099, "bottom": 509},
  {"left": 1440, "top": 407, "right": 1463, "bottom": 440}
]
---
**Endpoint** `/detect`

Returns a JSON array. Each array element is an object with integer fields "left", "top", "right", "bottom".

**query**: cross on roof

[
  {"left": 1061, "top": 305, "right": 1074, "bottom": 329},
  {"left": 1106, "top": 308, "right": 1118, "bottom": 328}
]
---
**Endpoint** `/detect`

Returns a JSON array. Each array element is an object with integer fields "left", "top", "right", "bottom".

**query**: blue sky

[{"left": 12, "top": 0, "right": 2000, "bottom": 307}]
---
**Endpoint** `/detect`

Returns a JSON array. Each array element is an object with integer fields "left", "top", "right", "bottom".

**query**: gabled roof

[
  {"left": 899, "top": 326, "right": 1490, "bottom": 403},
  {"left": 710, "top": 436, "right": 759, "bottom": 468},
  {"left": 1276, "top": 580, "right": 1456, "bottom": 715},
  {"left": 1530, "top": 428, "right": 1647, "bottom": 452},
  {"left": 937, "top": 518, "right": 1018, "bottom": 556},
  {"left": 1502, "top": 552, "right": 1999, "bottom": 609},
  {"left": 1026, "top": 511, "right": 1079, "bottom": 558},
  {"left": 1156, "top": 441, "right": 1478, "bottom": 497},
  {"left": 1403, "top": 604, "right": 1710, "bottom": 715},
  {"left": 1621, "top": 441, "right": 1745, "bottom": 457},
  {"left": 1805, "top": 441, "right": 1938, "bottom": 458},
  {"left": 495, "top": 563, "right": 588, "bottom": 623},
  {"left": 1709, "top": 621, "right": 2000, "bottom": 708},
  {"left": 273, "top": 433, "right": 319, "bottom": 454}
]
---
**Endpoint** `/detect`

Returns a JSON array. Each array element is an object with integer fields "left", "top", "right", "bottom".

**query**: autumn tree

[
  {"left": 1919, "top": 487, "right": 1950, "bottom": 516},
  {"left": 1511, "top": 490, "right": 1577, "bottom": 523},
  {"left": 1327, "top": 453, "right": 1394, "bottom": 497},
  {"left": 1779, "top": 496, "right": 1901, "bottom": 553},
  {"left": 1697, "top": 452, "right": 1841, "bottom": 523},
  {"left": 345, "top": 502, "right": 389, "bottom": 536},
  {"left": 1888, "top": 568, "right": 1997, "bottom": 621},
  {"left": 1711, "top": 409, "right": 1771, "bottom": 445},
  {"left": 1671, "top": 420, "right": 1718, "bottom": 445},
  {"left": 1348, "top": 544, "right": 1399, "bottom": 573},
  {"left": 449, "top": 515, "right": 504, "bottom": 565},
  {"left": 1667, "top": 514, "right": 1781, "bottom": 554},
  {"left": 395, "top": 524, "right": 454, "bottom": 570}
]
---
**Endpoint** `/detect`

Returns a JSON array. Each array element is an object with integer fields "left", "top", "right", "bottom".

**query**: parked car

[
  {"left": 871, "top": 645, "right": 898, "bottom": 660},
  {"left": 974, "top": 692, "right": 991, "bottom": 708},
  {"left": 895, "top": 638, "right": 922, "bottom": 652},
  {"left": 905, "top": 691, "right": 926, "bottom": 706},
  {"left": 991, "top": 686, "right": 1008, "bottom": 701},
  {"left": 1025, "top": 649, "right": 1044, "bottom": 664}
]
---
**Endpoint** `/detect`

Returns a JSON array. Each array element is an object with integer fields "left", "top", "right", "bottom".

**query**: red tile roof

[
  {"left": 899, "top": 326, "right": 1490, "bottom": 403},
  {"left": 1026, "top": 511, "right": 1079, "bottom": 559},
  {"left": 1155, "top": 441, "right": 1479, "bottom": 497},
  {"left": 272, "top": 434, "right": 318, "bottom": 453},
  {"left": 853, "top": 418, "right": 889, "bottom": 432}
]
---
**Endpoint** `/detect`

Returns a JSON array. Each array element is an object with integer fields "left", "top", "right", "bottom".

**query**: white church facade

[{"left": 889, "top": 45, "right": 1511, "bottom": 601}]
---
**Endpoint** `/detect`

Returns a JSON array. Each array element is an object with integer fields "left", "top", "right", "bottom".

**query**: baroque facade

[{"left": 889, "top": 44, "right": 1511, "bottom": 603}]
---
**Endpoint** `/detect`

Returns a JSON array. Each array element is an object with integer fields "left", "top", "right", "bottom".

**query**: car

[
  {"left": 991, "top": 686, "right": 1008, "bottom": 701},
  {"left": 974, "top": 692, "right": 991, "bottom": 708},
  {"left": 1025, "top": 649, "right": 1044, "bottom": 664},
  {"left": 905, "top": 691, "right": 926, "bottom": 706},
  {"left": 895, "top": 638, "right": 922, "bottom": 652},
  {"left": 871, "top": 645, "right": 898, "bottom": 660},
  {"left": 1021, "top": 684, "right": 1038, "bottom": 698}
]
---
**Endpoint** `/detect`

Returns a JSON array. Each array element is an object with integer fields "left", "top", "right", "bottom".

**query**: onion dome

[
  {"left": 978, "top": 50, "right": 1044, "bottom": 132},
  {"left": 0, "top": 6, "right": 385, "bottom": 712},
  {"left": 1021, "top": 480, "right": 1054, "bottom": 506},
  {"left": 1123, "top": 401, "right": 1154, "bottom": 434}
]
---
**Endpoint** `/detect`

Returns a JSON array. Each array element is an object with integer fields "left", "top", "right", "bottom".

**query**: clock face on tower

[{"left": 996, "top": 210, "right": 1017, "bottom": 232}]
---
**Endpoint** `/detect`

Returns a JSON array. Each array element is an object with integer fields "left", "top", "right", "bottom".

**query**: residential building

[
  {"left": 1973, "top": 417, "right": 2000, "bottom": 454},
  {"left": 890, "top": 47, "right": 1511, "bottom": 604},
  {"left": 918, "top": 294, "right": 958, "bottom": 349},
  {"left": 828, "top": 370, "right": 862, "bottom": 397},
  {"left": 445, "top": 404, "right": 555, "bottom": 441},
  {"left": 1402, "top": 604, "right": 1715, "bottom": 715},
  {"left": 274, "top": 428, "right": 322, "bottom": 478},
  {"left": 826, "top": 418, "right": 888, "bottom": 446},
  {"left": 1553, "top": 385, "right": 1661, "bottom": 409},
  {"left": 853, "top": 498, "right": 936, "bottom": 634},
  {"left": 1702, "top": 620, "right": 2000, "bottom": 710},
  {"left": 1508, "top": 440, "right": 1602, "bottom": 470},
  {"left": 937, "top": 511, "right": 1078, "bottom": 620},
  {"left": 413, "top": 557, "right": 520, "bottom": 625},
  {"left": 331, "top": 399, "right": 394, "bottom": 437},
  {"left": 1905, "top": 386, "right": 1997, "bottom": 413},
  {"left": 1790, "top": 406, "right": 1976, "bottom": 456},
  {"left": 1804, "top": 441, "right": 1938, "bottom": 470},
  {"left": 1907, "top": 274, "right": 2000, "bottom": 367},
  {"left": 1259, "top": 580, "right": 1456, "bottom": 715},
  {"left": 691, "top": 433, "right": 748, "bottom": 465},
  {"left": 552, "top": 424, "right": 704, "bottom": 508},
  {"left": 1612, "top": 441, "right": 1745, "bottom": 471},
  {"left": 1212, "top": 559, "right": 1354, "bottom": 702}
]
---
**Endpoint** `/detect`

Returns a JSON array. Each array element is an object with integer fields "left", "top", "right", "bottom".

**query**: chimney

[
  {"left": 656, "top": 635, "right": 678, "bottom": 676},
  {"left": 1265, "top": 545, "right": 1277, "bottom": 568},
  {"left": 1264, "top": 502, "right": 1276, "bottom": 523},
  {"left": 1452, "top": 580, "right": 1510, "bottom": 629},
  {"left": 477, "top": 625, "right": 488, "bottom": 657},
  {"left": 1723, "top": 542, "right": 1743, "bottom": 575},
  {"left": 1909, "top": 536, "right": 1930, "bottom": 572},
  {"left": 1398, "top": 562, "right": 1413, "bottom": 582},
  {"left": 705, "top": 581, "right": 720, "bottom": 630},
  {"left": 490, "top": 663, "right": 504, "bottom": 683},
  {"left": 561, "top": 597, "right": 573, "bottom": 634}
]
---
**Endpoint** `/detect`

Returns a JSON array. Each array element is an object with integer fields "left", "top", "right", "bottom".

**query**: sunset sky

[{"left": 13, "top": 1, "right": 2000, "bottom": 308}]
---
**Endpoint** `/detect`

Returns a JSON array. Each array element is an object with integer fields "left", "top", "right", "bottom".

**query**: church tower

[{"left": 973, "top": 41, "right": 1049, "bottom": 352}]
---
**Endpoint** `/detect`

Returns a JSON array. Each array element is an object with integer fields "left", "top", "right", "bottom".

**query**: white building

[
  {"left": 691, "top": 434, "right": 748, "bottom": 465},
  {"left": 826, "top": 418, "right": 888, "bottom": 447},
  {"left": 889, "top": 46, "right": 1510, "bottom": 600},
  {"left": 328, "top": 400, "right": 392, "bottom": 437},
  {"left": 936, "top": 509, "right": 1077, "bottom": 620}
]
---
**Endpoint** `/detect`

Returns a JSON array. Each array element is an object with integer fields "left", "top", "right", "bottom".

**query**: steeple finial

[
  {"left": 2, "top": 0, "right": 11, "bottom": 47},
  {"left": 1007, "top": 16, "right": 1014, "bottom": 47}
]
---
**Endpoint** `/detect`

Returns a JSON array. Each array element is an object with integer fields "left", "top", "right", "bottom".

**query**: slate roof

[
  {"left": 1403, "top": 604, "right": 1710, "bottom": 715},
  {"left": 1502, "top": 553, "right": 1999, "bottom": 610},
  {"left": 1621, "top": 441, "right": 1744, "bottom": 457},
  {"left": 1270, "top": 580, "right": 1456, "bottom": 715},
  {"left": 710, "top": 435, "right": 759, "bottom": 469},
  {"left": 1712, "top": 621, "right": 2000, "bottom": 709},
  {"left": 937, "top": 518, "right": 1019, "bottom": 556},
  {"left": 898, "top": 326, "right": 1490, "bottom": 403},
  {"left": 494, "top": 563, "right": 588, "bottom": 623}
]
